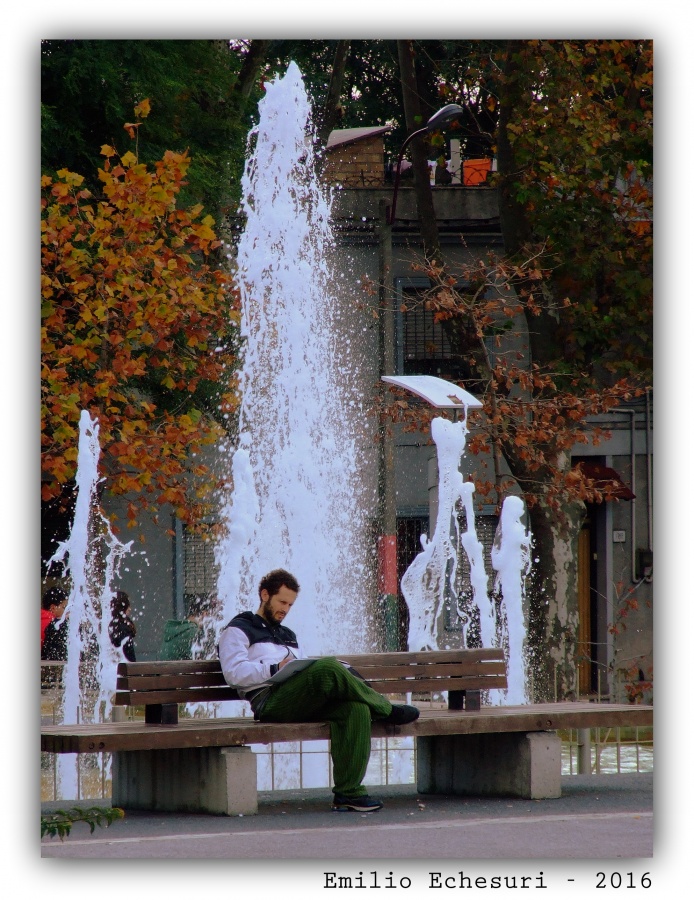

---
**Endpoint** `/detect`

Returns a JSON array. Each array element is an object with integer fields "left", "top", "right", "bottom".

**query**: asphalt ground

[{"left": 41, "top": 773, "right": 652, "bottom": 861}]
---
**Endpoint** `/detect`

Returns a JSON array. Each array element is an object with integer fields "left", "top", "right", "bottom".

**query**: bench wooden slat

[
  {"left": 338, "top": 649, "right": 504, "bottom": 666},
  {"left": 367, "top": 675, "right": 507, "bottom": 694},
  {"left": 349, "top": 661, "right": 508, "bottom": 680},
  {"left": 116, "top": 671, "right": 503, "bottom": 694},
  {"left": 114, "top": 687, "right": 240, "bottom": 706},
  {"left": 114, "top": 678, "right": 503, "bottom": 706},
  {"left": 117, "top": 660, "right": 223, "bottom": 676},
  {"left": 117, "top": 672, "right": 229, "bottom": 691}
]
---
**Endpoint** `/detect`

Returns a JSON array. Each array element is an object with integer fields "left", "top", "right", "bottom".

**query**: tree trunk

[
  {"left": 233, "top": 40, "right": 272, "bottom": 102},
  {"left": 396, "top": 40, "right": 442, "bottom": 265},
  {"left": 525, "top": 493, "right": 586, "bottom": 701},
  {"left": 496, "top": 41, "right": 534, "bottom": 259},
  {"left": 495, "top": 42, "right": 587, "bottom": 700},
  {"left": 315, "top": 40, "right": 351, "bottom": 151},
  {"left": 496, "top": 40, "right": 564, "bottom": 367}
]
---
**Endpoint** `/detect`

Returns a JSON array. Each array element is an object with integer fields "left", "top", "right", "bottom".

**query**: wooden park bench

[{"left": 40, "top": 648, "right": 653, "bottom": 816}]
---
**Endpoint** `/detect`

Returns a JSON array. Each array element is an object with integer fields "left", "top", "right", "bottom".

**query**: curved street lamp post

[{"left": 388, "top": 103, "right": 464, "bottom": 225}]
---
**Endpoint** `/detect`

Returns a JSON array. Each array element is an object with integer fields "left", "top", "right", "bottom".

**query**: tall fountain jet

[
  {"left": 491, "top": 495, "right": 531, "bottom": 703},
  {"left": 214, "top": 62, "right": 371, "bottom": 654},
  {"left": 386, "top": 374, "right": 530, "bottom": 703},
  {"left": 46, "top": 410, "right": 132, "bottom": 797},
  {"left": 401, "top": 415, "right": 496, "bottom": 652}
]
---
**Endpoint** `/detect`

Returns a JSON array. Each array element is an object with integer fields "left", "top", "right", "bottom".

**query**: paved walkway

[{"left": 41, "top": 773, "right": 652, "bottom": 861}]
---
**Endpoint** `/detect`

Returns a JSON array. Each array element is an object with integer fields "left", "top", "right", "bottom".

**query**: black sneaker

[
  {"left": 382, "top": 704, "right": 420, "bottom": 725},
  {"left": 332, "top": 794, "right": 384, "bottom": 812}
]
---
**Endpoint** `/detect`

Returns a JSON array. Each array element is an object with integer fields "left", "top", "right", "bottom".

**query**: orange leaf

[{"left": 134, "top": 98, "right": 151, "bottom": 119}]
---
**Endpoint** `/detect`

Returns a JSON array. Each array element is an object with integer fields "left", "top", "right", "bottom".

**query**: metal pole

[
  {"left": 388, "top": 128, "right": 428, "bottom": 225},
  {"left": 577, "top": 728, "right": 592, "bottom": 774},
  {"left": 378, "top": 199, "right": 399, "bottom": 650}
]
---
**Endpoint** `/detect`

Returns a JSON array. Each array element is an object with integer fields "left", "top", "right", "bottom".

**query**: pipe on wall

[
  {"left": 645, "top": 390, "right": 653, "bottom": 583},
  {"left": 607, "top": 408, "right": 638, "bottom": 583},
  {"left": 610, "top": 399, "right": 652, "bottom": 584}
]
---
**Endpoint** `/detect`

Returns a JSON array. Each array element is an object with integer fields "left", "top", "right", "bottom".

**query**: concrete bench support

[
  {"left": 416, "top": 731, "right": 562, "bottom": 799},
  {"left": 112, "top": 745, "right": 258, "bottom": 816}
]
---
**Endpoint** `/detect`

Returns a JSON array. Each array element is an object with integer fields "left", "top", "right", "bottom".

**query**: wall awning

[{"left": 575, "top": 461, "right": 636, "bottom": 501}]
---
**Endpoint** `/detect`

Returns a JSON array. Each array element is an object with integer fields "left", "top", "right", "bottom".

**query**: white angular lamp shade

[{"left": 381, "top": 375, "right": 483, "bottom": 409}]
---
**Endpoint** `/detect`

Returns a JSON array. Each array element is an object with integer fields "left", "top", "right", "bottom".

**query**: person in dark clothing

[
  {"left": 218, "top": 568, "right": 420, "bottom": 813},
  {"left": 108, "top": 590, "right": 137, "bottom": 662}
]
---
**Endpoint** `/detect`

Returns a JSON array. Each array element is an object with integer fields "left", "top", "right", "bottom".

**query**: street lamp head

[
  {"left": 425, "top": 104, "right": 463, "bottom": 132},
  {"left": 387, "top": 103, "right": 465, "bottom": 227}
]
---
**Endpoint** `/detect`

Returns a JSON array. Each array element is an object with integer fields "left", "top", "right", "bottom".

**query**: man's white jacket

[{"left": 218, "top": 610, "right": 304, "bottom": 699}]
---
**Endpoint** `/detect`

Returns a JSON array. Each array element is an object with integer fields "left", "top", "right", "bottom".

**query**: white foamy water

[
  {"left": 214, "top": 62, "right": 371, "bottom": 655},
  {"left": 491, "top": 495, "right": 531, "bottom": 703},
  {"left": 401, "top": 413, "right": 530, "bottom": 703},
  {"left": 402, "top": 415, "right": 496, "bottom": 651},
  {"left": 47, "top": 410, "right": 132, "bottom": 798}
]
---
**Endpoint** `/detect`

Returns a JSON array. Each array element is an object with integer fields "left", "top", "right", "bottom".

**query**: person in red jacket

[{"left": 41, "top": 587, "right": 67, "bottom": 647}]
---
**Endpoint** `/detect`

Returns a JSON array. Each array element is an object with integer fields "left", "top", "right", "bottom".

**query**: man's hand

[{"left": 278, "top": 651, "right": 295, "bottom": 670}]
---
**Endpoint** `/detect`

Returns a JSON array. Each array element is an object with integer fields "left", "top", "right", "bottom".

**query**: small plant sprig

[{"left": 41, "top": 805, "right": 125, "bottom": 840}]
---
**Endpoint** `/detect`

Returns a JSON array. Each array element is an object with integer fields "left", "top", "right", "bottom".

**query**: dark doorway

[
  {"left": 396, "top": 515, "right": 429, "bottom": 650},
  {"left": 577, "top": 505, "right": 600, "bottom": 696}
]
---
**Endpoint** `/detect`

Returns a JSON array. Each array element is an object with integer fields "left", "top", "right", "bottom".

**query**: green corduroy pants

[{"left": 259, "top": 656, "right": 393, "bottom": 797}]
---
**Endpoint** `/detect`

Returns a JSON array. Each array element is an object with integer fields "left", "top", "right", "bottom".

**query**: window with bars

[
  {"left": 182, "top": 526, "right": 219, "bottom": 611},
  {"left": 397, "top": 282, "right": 471, "bottom": 382},
  {"left": 403, "top": 304, "right": 456, "bottom": 364}
]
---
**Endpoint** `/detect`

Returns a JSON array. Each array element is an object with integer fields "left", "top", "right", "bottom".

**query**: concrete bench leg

[
  {"left": 112, "top": 745, "right": 257, "bottom": 815},
  {"left": 417, "top": 731, "right": 562, "bottom": 799}
]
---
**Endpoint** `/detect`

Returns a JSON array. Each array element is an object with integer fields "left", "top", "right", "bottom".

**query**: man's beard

[{"left": 261, "top": 602, "right": 285, "bottom": 626}]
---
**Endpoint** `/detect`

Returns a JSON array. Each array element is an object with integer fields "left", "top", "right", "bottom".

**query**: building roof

[{"left": 326, "top": 126, "right": 392, "bottom": 150}]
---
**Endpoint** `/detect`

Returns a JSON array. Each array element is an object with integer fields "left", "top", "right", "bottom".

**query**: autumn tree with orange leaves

[
  {"left": 378, "top": 40, "right": 652, "bottom": 699},
  {"left": 41, "top": 101, "right": 239, "bottom": 534}
]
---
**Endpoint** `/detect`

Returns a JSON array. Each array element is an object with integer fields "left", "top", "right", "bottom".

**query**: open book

[
  {"left": 267, "top": 657, "right": 363, "bottom": 686},
  {"left": 267, "top": 658, "right": 316, "bottom": 685}
]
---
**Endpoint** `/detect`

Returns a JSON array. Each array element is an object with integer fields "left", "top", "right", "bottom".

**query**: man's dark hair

[
  {"left": 42, "top": 586, "right": 67, "bottom": 611},
  {"left": 110, "top": 590, "right": 130, "bottom": 619},
  {"left": 258, "top": 568, "right": 300, "bottom": 600}
]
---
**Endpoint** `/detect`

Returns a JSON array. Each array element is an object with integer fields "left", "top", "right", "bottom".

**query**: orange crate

[{"left": 463, "top": 158, "right": 491, "bottom": 186}]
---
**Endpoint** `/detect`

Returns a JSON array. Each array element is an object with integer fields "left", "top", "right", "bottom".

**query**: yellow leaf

[
  {"left": 101, "top": 144, "right": 117, "bottom": 157},
  {"left": 120, "top": 151, "right": 138, "bottom": 168},
  {"left": 134, "top": 98, "right": 151, "bottom": 119},
  {"left": 57, "top": 169, "right": 84, "bottom": 186}
]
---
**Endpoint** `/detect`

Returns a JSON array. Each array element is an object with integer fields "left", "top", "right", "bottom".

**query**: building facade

[{"left": 42, "top": 127, "right": 653, "bottom": 702}]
